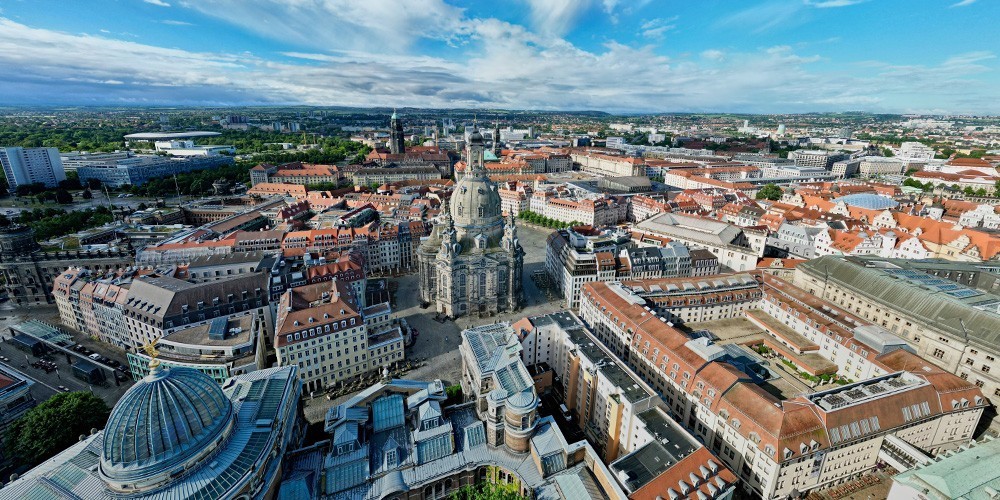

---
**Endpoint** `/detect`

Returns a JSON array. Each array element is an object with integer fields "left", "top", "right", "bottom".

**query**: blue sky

[{"left": 0, "top": 0, "right": 996, "bottom": 113}]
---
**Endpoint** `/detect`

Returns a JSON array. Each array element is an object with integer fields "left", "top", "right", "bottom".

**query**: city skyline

[{"left": 0, "top": 0, "right": 997, "bottom": 114}]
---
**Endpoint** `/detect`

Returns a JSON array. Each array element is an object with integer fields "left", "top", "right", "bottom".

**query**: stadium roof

[{"left": 124, "top": 131, "right": 221, "bottom": 140}]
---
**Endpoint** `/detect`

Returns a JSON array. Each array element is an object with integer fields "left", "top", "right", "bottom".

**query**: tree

[
  {"left": 756, "top": 183, "right": 783, "bottom": 201},
  {"left": 55, "top": 189, "right": 73, "bottom": 204},
  {"left": 450, "top": 482, "right": 527, "bottom": 500},
  {"left": 82, "top": 189, "right": 93, "bottom": 200},
  {"left": 5, "top": 392, "right": 110, "bottom": 470},
  {"left": 138, "top": 202, "right": 149, "bottom": 211}
]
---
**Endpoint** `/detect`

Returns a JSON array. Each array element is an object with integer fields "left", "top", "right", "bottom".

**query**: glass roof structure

[
  {"left": 101, "top": 365, "right": 234, "bottom": 485},
  {"left": 832, "top": 193, "right": 900, "bottom": 210}
]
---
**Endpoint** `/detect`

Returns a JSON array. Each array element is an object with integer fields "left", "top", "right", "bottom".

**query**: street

[
  {"left": 0, "top": 306, "right": 134, "bottom": 408},
  {"left": 303, "top": 223, "right": 566, "bottom": 423}
]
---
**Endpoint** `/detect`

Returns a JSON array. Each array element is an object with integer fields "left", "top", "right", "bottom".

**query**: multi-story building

[
  {"left": 545, "top": 228, "right": 623, "bottom": 309},
  {"left": 353, "top": 166, "right": 442, "bottom": 186},
  {"left": 766, "top": 223, "right": 825, "bottom": 259},
  {"left": 282, "top": 220, "right": 428, "bottom": 275},
  {"left": 833, "top": 156, "right": 907, "bottom": 179},
  {"left": 795, "top": 255, "right": 1000, "bottom": 400},
  {"left": 498, "top": 185, "right": 531, "bottom": 216},
  {"left": 888, "top": 434, "right": 1000, "bottom": 499},
  {"left": 119, "top": 272, "right": 270, "bottom": 349},
  {"left": 787, "top": 150, "right": 849, "bottom": 170},
  {"left": 516, "top": 312, "right": 739, "bottom": 499},
  {"left": 0, "top": 146, "right": 66, "bottom": 192},
  {"left": 531, "top": 193, "right": 627, "bottom": 227},
  {"left": 0, "top": 364, "right": 36, "bottom": 469},
  {"left": 545, "top": 227, "right": 658, "bottom": 309},
  {"left": 571, "top": 150, "right": 647, "bottom": 177},
  {"left": 622, "top": 273, "right": 762, "bottom": 325},
  {"left": 74, "top": 152, "right": 233, "bottom": 187},
  {"left": 898, "top": 141, "right": 936, "bottom": 161},
  {"left": 2, "top": 225, "right": 134, "bottom": 306},
  {"left": 274, "top": 280, "right": 404, "bottom": 393},
  {"left": 126, "top": 309, "right": 271, "bottom": 383},
  {"left": 578, "top": 279, "right": 986, "bottom": 499},
  {"left": 635, "top": 212, "right": 762, "bottom": 271}
]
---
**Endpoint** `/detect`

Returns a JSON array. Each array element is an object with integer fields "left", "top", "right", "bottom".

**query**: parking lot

[{"left": 0, "top": 307, "right": 134, "bottom": 407}]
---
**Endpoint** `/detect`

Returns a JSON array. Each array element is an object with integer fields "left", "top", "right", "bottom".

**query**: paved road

[
  {"left": 303, "top": 224, "right": 567, "bottom": 423},
  {"left": 0, "top": 305, "right": 134, "bottom": 407}
]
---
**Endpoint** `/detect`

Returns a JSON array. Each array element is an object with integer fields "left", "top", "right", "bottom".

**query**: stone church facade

[{"left": 417, "top": 127, "right": 524, "bottom": 317}]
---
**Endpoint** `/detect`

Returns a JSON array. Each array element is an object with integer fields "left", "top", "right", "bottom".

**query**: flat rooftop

[
  {"left": 610, "top": 409, "right": 699, "bottom": 491},
  {"left": 124, "top": 131, "right": 221, "bottom": 140},
  {"left": 565, "top": 326, "right": 649, "bottom": 404},
  {"left": 163, "top": 314, "right": 255, "bottom": 347}
]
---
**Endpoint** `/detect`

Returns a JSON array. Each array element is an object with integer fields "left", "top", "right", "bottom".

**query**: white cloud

[
  {"left": 715, "top": 2, "right": 807, "bottom": 33},
  {"left": 161, "top": 20, "right": 194, "bottom": 26},
  {"left": 185, "top": 0, "right": 465, "bottom": 53},
  {"left": 143, "top": 0, "right": 172, "bottom": 7},
  {"left": 521, "top": 0, "right": 585, "bottom": 36},
  {"left": 701, "top": 49, "right": 725, "bottom": 61},
  {"left": 640, "top": 17, "right": 677, "bottom": 40},
  {"left": 951, "top": 0, "right": 977, "bottom": 7},
  {"left": 0, "top": 15, "right": 996, "bottom": 114}
]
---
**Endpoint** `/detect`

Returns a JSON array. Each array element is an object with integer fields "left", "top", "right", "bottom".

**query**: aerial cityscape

[{"left": 0, "top": 1, "right": 999, "bottom": 500}]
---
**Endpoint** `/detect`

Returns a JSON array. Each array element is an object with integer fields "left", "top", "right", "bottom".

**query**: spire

[
  {"left": 391, "top": 107, "right": 398, "bottom": 120},
  {"left": 493, "top": 119, "right": 502, "bottom": 156}
]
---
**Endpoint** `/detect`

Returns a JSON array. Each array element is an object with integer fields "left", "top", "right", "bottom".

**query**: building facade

[
  {"left": 0, "top": 146, "right": 66, "bottom": 192},
  {"left": 416, "top": 128, "right": 524, "bottom": 317}
]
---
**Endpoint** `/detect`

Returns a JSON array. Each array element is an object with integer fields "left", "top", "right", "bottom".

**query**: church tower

[
  {"left": 493, "top": 121, "right": 502, "bottom": 156},
  {"left": 416, "top": 125, "right": 524, "bottom": 318},
  {"left": 389, "top": 109, "right": 405, "bottom": 155}
]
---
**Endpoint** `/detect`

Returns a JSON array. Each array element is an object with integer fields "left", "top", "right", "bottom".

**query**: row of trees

[
  {"left": 0, "top": 206, "right": 116, "bottom": 240},
  {"left": 120, "top": 163, "right": 251, "bottom": 198},
  {"left": 903, "top": 177, "right": 1000, "bottom": 198},
  {"left": 517, "top": 210, "right": 580, "bottom": 229},
  {"left": 4, "top": 392, "right": 110, "bottom": 472}
]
